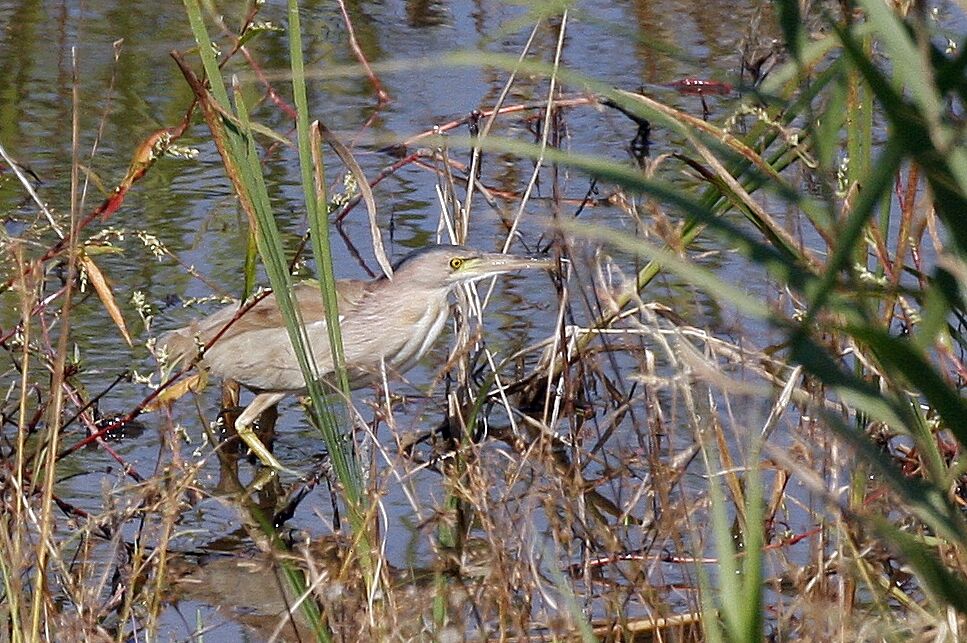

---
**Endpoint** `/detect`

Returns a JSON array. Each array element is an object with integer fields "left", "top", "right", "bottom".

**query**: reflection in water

[
  {"left": 406, "top": 0, "right": 450, "bottom": 28},
  {"left": 169, "top": 535, "right": 458, "bottom": 640}
]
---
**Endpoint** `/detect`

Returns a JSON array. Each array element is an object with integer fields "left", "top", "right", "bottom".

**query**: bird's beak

[{"left": 461, "top": 252, "right": 556, "bottom": 280}]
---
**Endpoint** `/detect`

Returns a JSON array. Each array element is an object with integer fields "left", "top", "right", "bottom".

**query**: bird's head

[{"left": 392, "top": 245, "right": 553, "bottom": 291}]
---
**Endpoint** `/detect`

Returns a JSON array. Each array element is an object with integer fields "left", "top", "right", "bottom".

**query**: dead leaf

[
  {"left": 79, "top": 253, "right": 133, "bottom": 347},
  {"left": 145, "top": 370, "right": 208, "bottom": 412}
]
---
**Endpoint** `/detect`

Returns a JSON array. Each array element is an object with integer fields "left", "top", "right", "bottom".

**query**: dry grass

[{"left": 2, "top": 1, "right": 967, "bottom": 641}]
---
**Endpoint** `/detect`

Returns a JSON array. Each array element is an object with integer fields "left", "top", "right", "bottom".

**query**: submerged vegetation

[{"left": 0, "top": 0, "right": 966, "bottom": 639}]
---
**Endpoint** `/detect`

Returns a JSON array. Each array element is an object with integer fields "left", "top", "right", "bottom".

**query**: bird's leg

[{"left": 235, "top": 392, "right": 300, "bottom": 476}]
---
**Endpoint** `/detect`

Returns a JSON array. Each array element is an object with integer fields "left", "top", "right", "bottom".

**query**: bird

[{"left": 161, "top": 245, "right": 551, "bottom": 473}]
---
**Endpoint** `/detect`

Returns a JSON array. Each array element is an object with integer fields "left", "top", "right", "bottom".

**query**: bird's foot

[
  {"left": 236, "top": 424, "right": 303, "bottom": 480},
  {"left": 252, "top": 451, "right": 303, "bottom": 480}
]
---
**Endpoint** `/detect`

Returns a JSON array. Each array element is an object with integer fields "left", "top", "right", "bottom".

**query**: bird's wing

[
  {"left": 292, "top": 279, "right": 369, "bottom": 324},
  {"left": 160, "top": 279, "right": 369, "bottom": 368}
]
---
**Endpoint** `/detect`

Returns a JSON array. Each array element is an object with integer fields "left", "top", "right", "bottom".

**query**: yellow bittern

[{"left": 162, "top": 245, "right": 550, "bottom": 472}]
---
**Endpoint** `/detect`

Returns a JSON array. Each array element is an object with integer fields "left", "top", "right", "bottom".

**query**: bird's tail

[
  {"left": 157, "top": 302, "right": 241, "bottom": 371},
  {"left": 145, "top": 327, "right": 210, "bottom": 411},
  {"left": 158, "top": 327, "right": 202, "bottom": 371}
]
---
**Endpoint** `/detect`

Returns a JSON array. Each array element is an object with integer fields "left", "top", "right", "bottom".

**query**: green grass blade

[
  {"left": 287, "top": 0, "right": 352, "bottom": 401},
  {"left": 801, "top": 138, "right": 905, "bottom": 322},
  {"left": 183, "top": 0, "right": 370, "bottom": 597},
  {"left": 856, "top": 0, "right": 941, "bottom": 126},
  {"left": 848, "top": 325, "right": 967, "bottom": 448},
  {"left": 872, "top": 518, "right": 967, "bottom": 614}
]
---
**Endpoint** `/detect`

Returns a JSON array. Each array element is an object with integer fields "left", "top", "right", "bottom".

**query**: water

[{"left": 0, "top": 0, "right": 788, "bottom": 638}]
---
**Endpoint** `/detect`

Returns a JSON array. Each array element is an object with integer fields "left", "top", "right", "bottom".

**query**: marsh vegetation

[{"left": 1, "top": 0, "right": 966, "bottom": 640}]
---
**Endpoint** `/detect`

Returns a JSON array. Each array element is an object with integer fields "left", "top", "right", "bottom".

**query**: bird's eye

[{"left": 449, "top": 257, "right": 464, "bottom": 270}]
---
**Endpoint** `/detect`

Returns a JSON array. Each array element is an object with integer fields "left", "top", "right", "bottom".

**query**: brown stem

[
  {"left": 397, "top": 96, "right": 594, "bottom": 149},
  {"left": 338, "top": 0, "right": 390, "bottom": 105}
]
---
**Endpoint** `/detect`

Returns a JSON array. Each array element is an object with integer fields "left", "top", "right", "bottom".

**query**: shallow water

[{"left": 0, "top": 0, "right": 794, "bottom": 638}]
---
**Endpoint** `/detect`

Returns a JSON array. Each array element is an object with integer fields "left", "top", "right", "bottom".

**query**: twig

[
  {"left": 397, "top": 96, "right": 594, "bottom": 150},
  {"left": 0, "top": 141, "right": 63, "bottom": 239},
  {"left": 338, "top": 0, "right": 390, "bottom": 104}
]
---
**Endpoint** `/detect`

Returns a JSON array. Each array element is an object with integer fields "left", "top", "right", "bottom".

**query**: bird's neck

[{"left": 374, "top": 285, "right": 451, "bottom": 374}]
